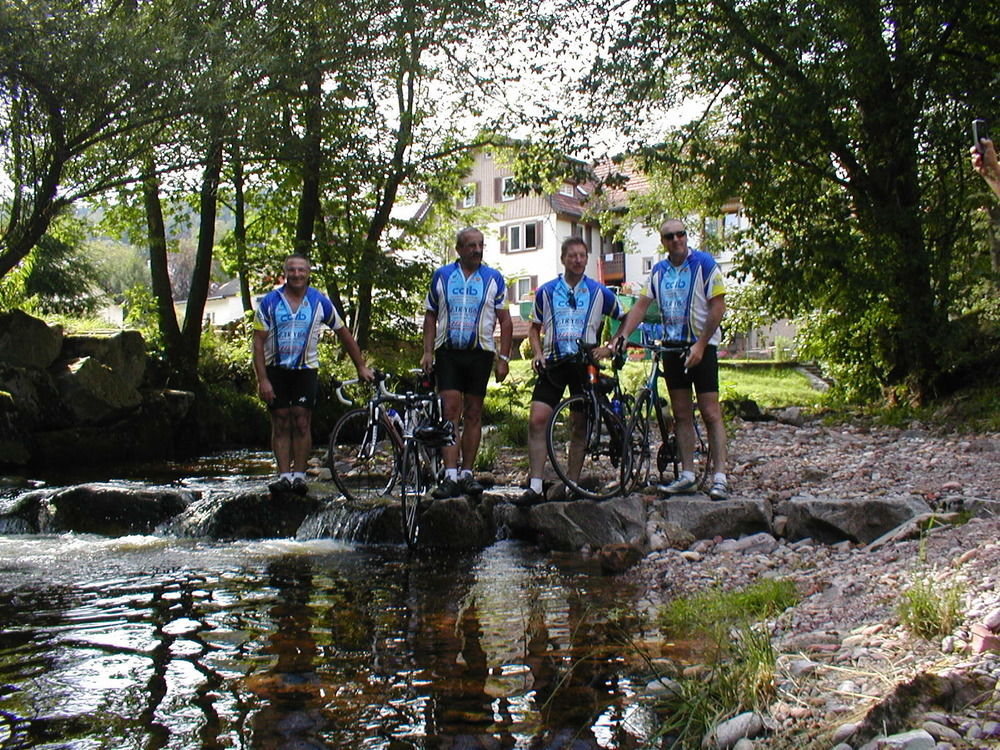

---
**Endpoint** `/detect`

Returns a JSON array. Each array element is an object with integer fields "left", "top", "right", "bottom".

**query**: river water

[{"left": 0, "top": 471, "right": 675, "bottom": 749}]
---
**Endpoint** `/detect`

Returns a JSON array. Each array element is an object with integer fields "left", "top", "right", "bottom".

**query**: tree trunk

[
  {"left": 231, "top": 143, "right": 253, "bottom": 312},
  {"left": 294, "top": 61, "right": 323, "bottom": 257},
  {"left": 142, "top": 168, "right": 185, "bottom": 371},
  {"left": 354, "top": 30, "right": 417, "bottom": 348},
  {"left": 180, "top": 134, "right": 224, "bottom": 378}
]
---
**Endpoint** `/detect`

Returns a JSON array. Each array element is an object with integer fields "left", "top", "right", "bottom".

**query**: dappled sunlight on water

[{"left": 0, "top": 536, "right": 673, "bottom": 748}]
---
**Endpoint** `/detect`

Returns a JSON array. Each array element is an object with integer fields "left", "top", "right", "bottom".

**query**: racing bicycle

[
  {"left": 544, "top": 341, "right": 632, "bottom": 500},
  {"left": 326, "top": 371, "right": 453, "bottom": 547}
]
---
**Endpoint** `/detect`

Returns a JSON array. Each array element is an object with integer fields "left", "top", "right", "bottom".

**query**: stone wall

[{"left": 0, "top": 310, "right": 196, "bottom": 470}]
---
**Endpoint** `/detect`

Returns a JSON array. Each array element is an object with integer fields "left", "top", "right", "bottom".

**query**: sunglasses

[
  {"left": 566, "top": 292, "right": 578, "bottom": 309},
  {"left": 661, "top": 230, "right": 687, "bottom": 241}
]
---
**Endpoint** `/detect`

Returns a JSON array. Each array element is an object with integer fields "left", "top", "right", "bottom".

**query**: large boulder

[
  {"left": 0, "top": 362, "right": 70, "bottom": 431},
  {"left": 61, "top": 331, "right": 148, "bottom": 391},
  {"left": 161, "top": 490, "right": 321, "bottom": 539},
  {"left": 47, "top": 483, "right": 193, "bottom": 535},
  {"left": 502, "top": 494, "right": 647, "bottom": 551},
  {"left": 0, "top": 310, "right": 63, "bottom": 369},
  {"left": 779, "top": 494, "right": 932, "bottom": 544},
  {"left": 648, "top": 496, "right": 772, "bottom": 541},
  {"left": 418, "top": 494, "right": 496, "bottom": 549},
  {"left": 52, "top": 356, "right": 143, "bottom": 424},
  {"left": 0, "top": 489, "right": 54, "bottom": 533}
]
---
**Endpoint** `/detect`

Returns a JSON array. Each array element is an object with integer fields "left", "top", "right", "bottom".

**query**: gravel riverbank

[{"left": 630, "top": 419, "right": 1000, "bottom": 749}]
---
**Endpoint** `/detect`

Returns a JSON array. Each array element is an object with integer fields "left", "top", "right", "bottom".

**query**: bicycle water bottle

[
  {"left": 387, "top": 407, "right": 404, "bottom": 432},
  {"left": 611, "top": 397, "right": 622, "bottom": 417}
]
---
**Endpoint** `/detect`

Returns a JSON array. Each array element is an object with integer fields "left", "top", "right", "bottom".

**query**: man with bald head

[{"left": 421, "top": 227, "right": 513, "bottom": 498}]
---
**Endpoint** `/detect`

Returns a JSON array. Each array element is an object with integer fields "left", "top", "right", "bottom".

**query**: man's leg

[
  {"left": 271, "top": 408, "right": 293, "bottom": 474},
  {"left": 515, "top": 400, "right": 553, "bottom": 504},
  {"left": 657, "top": 388, "right": 699, "bottom": 494},
  {"left": 459, "top": 392, "right": 485, "bottom": 471},
  {"left": 697, "top": 391, "right": 729, "bottom": 498},
  {"left": 526, "top": 401, "right": 553, "bottom": 481},
  {"left": 289, "top": 405, "right": 313, "bottom": 473},
  {"left": 669, "top": 388, "right": 696, "bottom": 473},
  {"left": 433, "top": 388, "right": 463, "bottom": 498},
  {"left": 439, "top": 389, "right": 463, "bottom": 471}
]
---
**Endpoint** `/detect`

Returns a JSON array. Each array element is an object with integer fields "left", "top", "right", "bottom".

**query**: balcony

[{"left": 599, "top": 252, "right": 625, "bottom": 285}]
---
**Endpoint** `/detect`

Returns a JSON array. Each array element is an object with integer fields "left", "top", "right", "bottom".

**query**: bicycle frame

[{"left": 625, "top": 338, "right": 710, "bottom": 490}]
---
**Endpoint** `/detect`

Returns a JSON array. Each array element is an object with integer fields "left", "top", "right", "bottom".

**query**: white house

[{"left": 451, "top": 147, "right": 791, "bottom": 355}]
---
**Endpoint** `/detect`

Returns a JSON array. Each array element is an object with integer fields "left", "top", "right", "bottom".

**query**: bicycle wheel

[
  {"left": 547, "top": 394, "right": 627, "bottom": 500},
  {"left": 327, "top": 407, "right": 399, "bottom": 503},
  {"left": 399, "top": 442, "right": 423, "bottom": 549},
  {"left": 624, "top": 389, "right": 654, "bottom": 491}
]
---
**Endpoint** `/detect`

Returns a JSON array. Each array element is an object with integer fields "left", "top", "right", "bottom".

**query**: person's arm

[
  {"left": 608, "top": 295, "right": 653, "bottom": 350},
  {"left": 686, "top": 294, "right": 725, "bottom": 368},
  {"left": 420, "top": 310, "right": 437, "bottom": 373},
  {"left": 494, "top": 308, "right": 513, "bottom": 382},
  {"left": 252, "top": 329, "right": 274, "bottom": 404},
  {"left": 527, "top": 321, "right": 544, "bottom": 373},
  {"left": 335, "top": 326, "right": 374, "bottom": 381},
  {"left": 971, "top": 137, "right": 1000, "bottom": 201}
]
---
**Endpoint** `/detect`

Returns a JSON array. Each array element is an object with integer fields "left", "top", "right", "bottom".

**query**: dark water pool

[{"left": 0, "top": 535, "right": 670, "bottom": 748}]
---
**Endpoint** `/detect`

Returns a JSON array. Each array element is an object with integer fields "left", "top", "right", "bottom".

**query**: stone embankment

[{"left": 622, "top": 419, "right": 1000, "bottom": 749}]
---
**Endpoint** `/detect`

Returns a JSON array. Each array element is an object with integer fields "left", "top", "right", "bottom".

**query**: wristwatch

[{"left": 497, "top": 353, "right": 511, "bottom": 362}]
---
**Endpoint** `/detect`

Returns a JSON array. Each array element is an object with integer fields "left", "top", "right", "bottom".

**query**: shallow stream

[{"left": 0, "top": 453, "right": 676, "bottom": 749}]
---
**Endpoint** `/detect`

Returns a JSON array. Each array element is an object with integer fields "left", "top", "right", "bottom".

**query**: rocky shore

[{"left": 629, "top": 419, "right": 1000, "bottom": 749}]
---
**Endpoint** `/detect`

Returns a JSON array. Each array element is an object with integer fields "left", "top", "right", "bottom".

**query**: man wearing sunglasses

[
  {"left": 609, "top": 219, "right": 729, "bottom": 500},
  {"left": 421, "top": 227, "right": 513, "bottom": 499},
  {"left": 515, "top": 236, "right": 623, "bottom": 506}
]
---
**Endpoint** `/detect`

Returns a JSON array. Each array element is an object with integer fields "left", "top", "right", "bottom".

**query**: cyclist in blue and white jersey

[
  {"left": 515, "top": 236, "right": 623, "bottom": 506},
  {"left": 253, "top": 253, "right": 374, "bottom": 496},
  {"left": 610, "top": 218, "right": 730, "bottom": 500},
  {"left": 420, "top": 227, "right": 513, "bottom": 498}
]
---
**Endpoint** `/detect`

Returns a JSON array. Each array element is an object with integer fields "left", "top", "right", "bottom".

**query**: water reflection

[{"left": 0, "top": 537, "right": 660, "bottom": 748}]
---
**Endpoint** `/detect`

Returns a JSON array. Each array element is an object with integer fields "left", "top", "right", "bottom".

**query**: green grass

[
  {"left": 719, "top": 365, "right": 824, "bottom": 409},
  {"left": 659, "top": 578, "right": 800, "bottom": 637},
  {"left": 897, "top": 568, "right": 965, "bottom": 640},
  {"left": 647, "top": 580, "right": 797, "bottom": 748},
  {"left": 653, "top": 625, "right": 777, "bottom": 749}
]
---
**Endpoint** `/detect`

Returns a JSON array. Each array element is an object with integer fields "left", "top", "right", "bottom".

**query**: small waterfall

[{"left": 297, "top": 503, "right": 399, "bottom": 544}]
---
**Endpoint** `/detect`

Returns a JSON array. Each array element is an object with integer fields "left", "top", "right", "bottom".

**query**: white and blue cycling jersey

[
  {"left": 254, "top": 286, "right": 343, "bottom": 369},
  {"left": 426, "top": 261, "right": 507, "bottom": 351},
  {"left": 642, "top": 248, "right": 726, "bottom": 345},
  {"left": 531, "top": 275, "right": 622, "bottom": 362}
]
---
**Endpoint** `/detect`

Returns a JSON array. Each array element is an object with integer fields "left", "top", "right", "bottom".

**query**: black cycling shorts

[
  {"left": 531, "top": 359, "right": 586, "bottom": 408},
  {"left": 433, "top": 348, "right": 494, "bottom": 397},
  {"left": 266, "top": 366, "right": 319, "bottom": 410},
  {"left": 662, "top": 344, "right": 720, "bottom": 394}
]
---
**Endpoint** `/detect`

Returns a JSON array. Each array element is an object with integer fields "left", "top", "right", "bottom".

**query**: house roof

[{"left": 207, "top": 278, "right": 242, "bottom": 300}]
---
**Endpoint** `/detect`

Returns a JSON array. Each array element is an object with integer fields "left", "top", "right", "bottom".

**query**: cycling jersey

[
  {"left": 254, "top": 286, "right": 343, "bottom": 369},
  {"left": 426, "top": 261, "right": 507, "bottom": 351},
  {"left": 642, "top": 248, "right": 725, "bottom": 345},
  {"left": 531, "top": 275, "right": 622, "bottom": 361}
]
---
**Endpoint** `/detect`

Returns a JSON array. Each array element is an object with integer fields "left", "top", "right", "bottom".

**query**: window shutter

[
  {"left": 473, "top": 181, "right": 480, "bottom": 206},
  {"left": 507, "top": 280, "right": 516, "bottom": 302},
  {"left": 500, "top": 225, "right": 508, "bottom": 254},
  {"left": 494, "top": 177, "right": 502, "bottom": 203},
  {"left": 535, "top": 221, "right": 543, "bottom": 249},
  {"left": 530, "top": 275, "right": 537, "bottom": 293}
]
